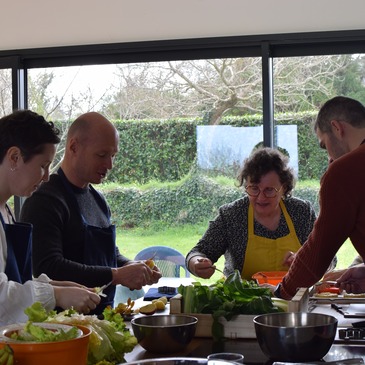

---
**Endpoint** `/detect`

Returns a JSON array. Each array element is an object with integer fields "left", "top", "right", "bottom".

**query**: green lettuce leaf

[{"left": 178, "top": 269, "right": 283, "bottom": 340}]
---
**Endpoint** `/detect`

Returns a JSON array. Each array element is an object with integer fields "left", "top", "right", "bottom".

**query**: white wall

[{"left": 1, "top": 0, "right": 365, "bottom": 51}]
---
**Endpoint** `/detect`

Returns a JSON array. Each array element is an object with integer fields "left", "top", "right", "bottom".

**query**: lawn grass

[{"left": 116, "top": 223, "right": 358, "bottom": 284}]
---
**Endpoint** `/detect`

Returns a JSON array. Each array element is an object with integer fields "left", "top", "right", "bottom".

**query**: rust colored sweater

[{"left": 280, "top": 143, "right": 365, "bottom": 299}]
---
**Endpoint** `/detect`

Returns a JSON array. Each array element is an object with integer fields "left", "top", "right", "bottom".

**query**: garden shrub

[
  {"left": 102, "top": 111, "right": 328, "bottom": 186},
  {"left": 102, "top": 174, "right": 320, "bottom": 228},
  {"left": 107, "top": 119, "right": 198, "bottom": 184}
]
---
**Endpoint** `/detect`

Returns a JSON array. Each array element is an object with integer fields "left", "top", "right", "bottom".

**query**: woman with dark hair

[
  {"left": 186, "top": 147, "right": 318, "bottom": 282},
  {"left": 0, "top": 110, "right": 100, "bottom": 325}
]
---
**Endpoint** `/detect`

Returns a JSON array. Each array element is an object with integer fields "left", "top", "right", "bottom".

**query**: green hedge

[
  {"left": 104, "top": 111, "right": 327, "bottom": 185},
  {"left": 107, "top": 119, "right": 198, "bottom": 184},
  {"left": 102, "top": 174, "right": 320, "bottom": 228},
  {"left": 103, "top": 175, "right": 240, "bottom": 227}
]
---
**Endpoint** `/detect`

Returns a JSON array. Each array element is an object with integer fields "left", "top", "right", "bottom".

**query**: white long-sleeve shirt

[{"left": 0, "top": 224, "right": 56, "bottom": 325}]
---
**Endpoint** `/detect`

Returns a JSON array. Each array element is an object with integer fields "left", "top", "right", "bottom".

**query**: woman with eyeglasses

[{"left": 186, "top": 147, "right": 319, "bottom": 282}]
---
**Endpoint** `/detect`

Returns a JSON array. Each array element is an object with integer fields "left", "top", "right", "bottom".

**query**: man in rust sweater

[{"left": 275, "top": 96, "right": 365, "bottom": 299}]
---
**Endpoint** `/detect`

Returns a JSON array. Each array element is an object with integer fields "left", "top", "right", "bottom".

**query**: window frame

[{"left": 1, "top": 28, "right": 365, "bottom": 217}]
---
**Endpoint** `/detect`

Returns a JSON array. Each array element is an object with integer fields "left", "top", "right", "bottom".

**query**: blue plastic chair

[
  {"left": 114, "top": 246, "right": 189, "bottom": 306},
  {"left": 114, "top": 284, "right": 145, "bottom": 306},
  {"left": 135, "top": 245, "right": 190, "bottom": 278}
]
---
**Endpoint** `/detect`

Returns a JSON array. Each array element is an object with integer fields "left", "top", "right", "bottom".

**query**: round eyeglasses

[{"left": 245, "top": 185, "right": 283, "bottom": 198}]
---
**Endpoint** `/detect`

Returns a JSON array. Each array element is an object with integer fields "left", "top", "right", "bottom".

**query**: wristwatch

[{"left": 274, "top": 283, "right": 282, "bottom": 298}]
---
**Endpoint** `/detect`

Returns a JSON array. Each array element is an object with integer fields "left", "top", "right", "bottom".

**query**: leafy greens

[
  {"left": 177, "top": 269, "right": 283, "bottom": 339},
  {"left": 24, "top": 302, "right": 137, "bottom": 365},
  {"left": 11, "top": 321, "right": 80, "bottom": 342}
]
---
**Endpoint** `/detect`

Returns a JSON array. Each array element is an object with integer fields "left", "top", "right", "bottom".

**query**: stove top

[{"left": 336, "top": 327, "right": 365, "bottom": 343}]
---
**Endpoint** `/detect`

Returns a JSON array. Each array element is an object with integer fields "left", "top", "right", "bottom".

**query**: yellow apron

[{"left": 241, "top": 200, "right": 302, "bottom": 280}]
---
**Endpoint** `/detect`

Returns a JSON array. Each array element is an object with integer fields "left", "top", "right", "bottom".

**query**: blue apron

[
  {"left": 1, "top": 208, "right": 32, "bottom": 283},
  {"left": 58, "top": 169, "right": 117, "bottom": 315}
]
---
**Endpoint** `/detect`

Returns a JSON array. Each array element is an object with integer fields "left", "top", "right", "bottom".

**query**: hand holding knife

[
  {"left": 195, "top": 258, "right": 224, "bottom": 277},
  {"left": 96, "top": 280, "right": 113, "bottom": 297}
]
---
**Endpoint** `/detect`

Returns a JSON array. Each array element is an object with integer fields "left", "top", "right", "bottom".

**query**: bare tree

[
  {"left": 167, "top": 58, "right": 263, "bottom": 124},
  {"left": 273, "top": 55, "right": 352, "bottom": 115},
  {"left": 102, "top": 63, "right": 194, "bottom": 120},
  {"left": 103, "top": 56, "right": 353, "bottom": 124},
  {"left": 167, "top": 56, "right": 353, "bottom": 124},
  {"left": 0, "top": 69, "right": 12, "bottom": 117}
]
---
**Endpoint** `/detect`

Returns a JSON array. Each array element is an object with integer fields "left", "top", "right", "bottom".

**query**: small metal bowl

[
  {"left": 253, "top": 312, "right": 338, "bottom": 361},
  {"left": 131, "top": 314, "right": 198, "bottom": 353}
]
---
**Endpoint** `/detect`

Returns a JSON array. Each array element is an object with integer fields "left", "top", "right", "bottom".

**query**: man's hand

[
  {"left": 323, "top": 269, "right": 347, "bottom": 282},
  {"left": 283, "top": 251, "right": 295, "bottom": 267},
  {"left": 112, "top": 261, "right": 162, "bottom": 289},
  {"left": 337, "top": 265, "right": 365, "bottom": 293}
]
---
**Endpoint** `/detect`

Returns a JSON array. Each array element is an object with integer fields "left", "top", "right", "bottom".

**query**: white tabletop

[{"left": 114, "top": 276, "right": 195, "bottom": 307}]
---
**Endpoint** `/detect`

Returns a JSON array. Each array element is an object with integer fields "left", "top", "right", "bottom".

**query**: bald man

[{"left": 21, "top": 112, "right": 161, "bottom": 314}]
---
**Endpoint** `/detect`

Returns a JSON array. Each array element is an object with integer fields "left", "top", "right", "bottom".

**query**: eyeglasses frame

[{"left": 245, "top": 185, "right": 283, "bottom": 198}]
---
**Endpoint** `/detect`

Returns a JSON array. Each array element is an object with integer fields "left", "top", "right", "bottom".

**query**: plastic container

[
  {"left": 0, "top": 323, "right": 90, "bottom": 365},
  {"left": 252, "top": 271, "right": 287, "bottom": 285}
]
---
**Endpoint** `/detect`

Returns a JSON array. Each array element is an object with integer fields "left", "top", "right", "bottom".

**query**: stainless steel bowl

[
  {"left": 253, "top": 312, "right": 338, "bottom": 361},
  {"left": 131, "top": 315, "right": 198, "bottom": 353},
  {"left": 123, "top": 358, "right": 234, "bottom": 365}
]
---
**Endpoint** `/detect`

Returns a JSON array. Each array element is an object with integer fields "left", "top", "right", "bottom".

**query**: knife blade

[
  {"left": 96, "top": 280, "right": 113, "bottom": 297},
  {"left": 331, "top": 303, "right": 347, "bottom": 316},
  {"left": 209, "top": 266, "right": 224, "bottom": 275}
]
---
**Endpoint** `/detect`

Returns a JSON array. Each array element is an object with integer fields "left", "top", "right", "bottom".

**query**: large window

[
  {"left": 3, "top": 30, "right": 365, "bottom": 278},
  {"left": 273, "top": 54, "right": 365, "bottom": 267},
  {"left": 27, "top": 59, "right": 264, "bottom": 281}
]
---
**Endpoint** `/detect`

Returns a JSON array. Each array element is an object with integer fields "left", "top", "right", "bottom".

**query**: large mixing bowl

[
  {"left": 123, "top": 358, "right": 236, "bottom": 365},
  {"left": 131, "top": 314, "right": 198, "bottom": 353},
  {"left": 0, "top": 322, "right": 90, "bottom": 365},
  {"left": 253, "top": 312, "right": 338, "bottom": 361}
]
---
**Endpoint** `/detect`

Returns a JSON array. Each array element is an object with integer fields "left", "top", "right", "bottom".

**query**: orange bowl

[
  {"left": 252, "top": 271, "right": 287, "bottom": 285},
  {"left": 0, "top": 323, "right": 90, "bottom": 365}
]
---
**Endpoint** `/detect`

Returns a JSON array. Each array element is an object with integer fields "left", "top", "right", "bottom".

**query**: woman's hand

[
  {"left": 189, "top": 257, "right": 215, "bottom": 279},
  {"left": 53, "top": 286, "right": 101, "bottom": 314}
]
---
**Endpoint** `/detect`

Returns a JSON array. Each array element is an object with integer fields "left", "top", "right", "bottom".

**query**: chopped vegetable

[
  {"left": 11, "top": 322, "right": 79, "bottom": 342},
  {"left": 24, "top": 301, "right": 55, "bottom": 323},
  {"left": 272, "top": 298, "right": 289, "bottom": 312},
  {"left": 178, "top": 269, "right": 283, "bottom": 339},
  {"left": 145, "top": 259, "right": 155, "bottom": 269},
  {"left": 114, "top": 298, "right": 135, "bottom": 315},
  {"left": 317, "top": 286, "right": 340, "bottom": 294},
  {"left": 23, "top": 302, "right": 137, "bottom": 365}
]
